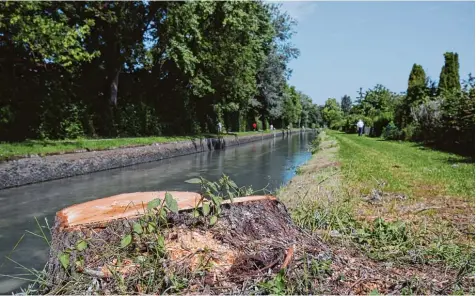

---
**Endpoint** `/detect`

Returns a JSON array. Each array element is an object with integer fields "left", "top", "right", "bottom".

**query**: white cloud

[{"left": 278, "top": 1, "right": 318, "bottom": 22}]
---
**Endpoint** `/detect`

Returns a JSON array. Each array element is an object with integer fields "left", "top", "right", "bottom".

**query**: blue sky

[{"left": 279, "top": 1, "right": 475, "bottom": 105}]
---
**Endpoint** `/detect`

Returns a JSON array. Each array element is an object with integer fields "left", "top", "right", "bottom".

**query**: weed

[
  {"left": 185, "top": 174, "right": 255, "bottom": 225},
  {"left": 257, "top": 270, "right": 287, "bottom": 295}
]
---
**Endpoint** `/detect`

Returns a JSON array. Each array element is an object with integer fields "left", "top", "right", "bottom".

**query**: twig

[
  {"left": 411, "top": 206, "right": 442, "bottom": 214},
  {"left": 437, "top": 261, "right": 471, "bottom": 294},
  {"left": 280, "top": 245, "right": 295, "bottom": 270},
  {"left": 81, "top": 268, "right": 108, "bottom": 278},
  {"left": 346, "top": 277, "right": 365, "bottom": 295}
]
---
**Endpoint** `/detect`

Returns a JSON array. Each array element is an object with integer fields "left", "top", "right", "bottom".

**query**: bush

[
  {"left": 439, "top": 89, "right": 475, "bottom": 155},
  {"left": 401, "top": 124, "right": 417, "bottom": 141},
  {"left": 411, "top": 99, "right": 443, "bottom": 143},
  {"left": 342, "top": 114, "right": 359, "bottom": 134},
  {"left": 372, "top": 112, "right": 393, "bottom": 137},
  {"left": 382, "top": 121, "right": 402, "bottom": 140},
  {"left": 57, "top": 104, "right": 86, "bottom": 139}
]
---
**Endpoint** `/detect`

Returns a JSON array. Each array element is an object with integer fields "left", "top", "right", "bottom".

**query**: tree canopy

[{"left": 0, "top": 1, "right": 319, "bottom": 141}]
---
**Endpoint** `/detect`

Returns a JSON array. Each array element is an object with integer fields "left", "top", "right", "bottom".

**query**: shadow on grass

[{"left": 377, "top": 137, "right": 475, "bottom": 161}]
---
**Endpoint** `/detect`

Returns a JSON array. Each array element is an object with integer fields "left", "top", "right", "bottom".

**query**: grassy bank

[
  {"left": 278, "top": 130, "right": 475, "bottom": 294},
  {"left": 0, "top": 130, "right": 280, "bottom": 161}
]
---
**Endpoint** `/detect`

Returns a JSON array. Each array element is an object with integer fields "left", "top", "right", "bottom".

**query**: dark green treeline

[{"left": 0, "top": 1, "right": 321, "bottom": 141}]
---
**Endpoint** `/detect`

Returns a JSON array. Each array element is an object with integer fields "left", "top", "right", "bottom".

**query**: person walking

[
  {"left": 252, "top": 122, "right": 257, "bottom": 131},
  {"left": 356, "top": 119, "right": 364, "bottom": 136},
  {"left": 217, "top": 121, "right": 222, "bottom": 134}
]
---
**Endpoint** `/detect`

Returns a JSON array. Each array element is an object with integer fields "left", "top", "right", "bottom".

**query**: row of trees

[
  {"left": 321, "top": 52, "right": 474, "bottom": 156},
  {"left": 0, "top": 1, "right": 321, "bottom": 141}
]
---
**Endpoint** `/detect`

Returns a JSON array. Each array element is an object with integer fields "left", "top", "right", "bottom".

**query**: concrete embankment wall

[{"left": 0, "top": 131, "right": 302, "bottom": 190}]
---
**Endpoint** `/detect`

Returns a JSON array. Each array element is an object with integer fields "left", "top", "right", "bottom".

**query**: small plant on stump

[{"left": 185, "top": 174, "right": 255, "bottom": 225}]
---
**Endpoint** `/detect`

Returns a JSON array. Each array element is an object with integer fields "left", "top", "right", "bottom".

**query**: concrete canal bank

[{"left": 0, "top": 131, "right": 303, "bottom": 189}]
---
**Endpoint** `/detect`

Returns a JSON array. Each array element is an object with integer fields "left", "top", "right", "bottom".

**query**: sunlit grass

[
  {"left": 331, "top": 131, "right": 474, "bottom": 199},
  {"left": 0, "top": 129, "right": 289, "bottom": 161}
]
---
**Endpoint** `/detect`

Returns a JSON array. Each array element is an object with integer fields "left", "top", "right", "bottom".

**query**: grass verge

[
  {"left": 0, "top": 130, "right": 282, "bottom": 161},
  {"left": 278, "top": 130, "right": 475, "bottom": 294}
]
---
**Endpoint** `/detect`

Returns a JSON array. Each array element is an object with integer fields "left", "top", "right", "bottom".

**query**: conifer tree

[{"left": 438, "top": 52, "right": 461, "bottom": 93}]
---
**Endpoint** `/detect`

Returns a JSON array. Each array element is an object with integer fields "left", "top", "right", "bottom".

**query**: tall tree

[
  {"left": 254, "top": 4, "right": 299, "bottom": 129},
  {"left": 322, "top": 98, "right": 343, "bottom": 129},
  {"left": 438, "top": 52, "right": 461, "bottom": 93},
  {"left": 282, "top": 85, "right": 302, "bottom": 127},
  {"left": 398, "top": 63, "right": 428, "bottom": 127},
  {"left": 340, "top": 95, "right": 352, "bottom": 115}
]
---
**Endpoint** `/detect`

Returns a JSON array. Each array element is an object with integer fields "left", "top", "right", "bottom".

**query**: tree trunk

[{"left": 110, "top": 68, "right": 120, "bottom": 106}]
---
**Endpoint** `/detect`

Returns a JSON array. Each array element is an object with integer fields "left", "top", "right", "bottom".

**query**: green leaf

[
  {"left": 76, "top": 240, "right": 88, "bottom": 252},
  {"left": 133, "top": 223, "right": 143, "bottom": 234},
  {"left": 208, "top": 182, "right": 218, "bottom": 192},
  {"left": 211, "top": 195, "right": 222, "bottom": 206},
  {"left": 165, "top": 192, "right": 179, "bottom": 213},
  {"left": 147, "top": 198, "right": 162, "bottom": 210},
  {"left": 185, "top": 178, "right": 201, "bottom": 184},
  {"left": 120, "top": 234, "right": 132, "bottom": 248},
  {"left": 192, "top": 210, "right": 200, "bottom": 218},
  {"left": 209, "top": 215, "right": 218, "bottom": 226},
  {"left": 228, "top": 180, "right": 238, "bottom": 189},
  {"left": 369, "top": 289, "right": 380, "bottom": 295},
  {"left": 157, "top": 235, "right": 165, "bottom": 250},
  {"left": 159, "top": 208, "right": 167, "bottom": 219},
  {"left": 202, "top": 202, "right": 210, "bottom": 216},
  {"left": 148, "top": 223, "right": 156, "bottom": 233},
  {"left": 59, "top": 252, "right": 70, "bottom": 270}
]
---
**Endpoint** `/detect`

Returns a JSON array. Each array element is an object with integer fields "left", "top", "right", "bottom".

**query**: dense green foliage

[
  {"left": 0, "top": 1, "right": 320, "bottom": 141},
  {"left": 321, "top": 52, "right": 474, "bottom": 156},
  {"left": 340, "top": 94, "right": 352, "bottom": 115},
  {"left": 438, "top": 52, "right": 461, "bottom": 94}
]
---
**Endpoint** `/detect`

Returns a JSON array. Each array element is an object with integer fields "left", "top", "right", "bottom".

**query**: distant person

[
  {"left": 217, "top": 122, "right": 222, "bottom": 134},
  {"left": 356, "top": 119, "right": 364, "bottom": 136},
  {"left": 270, "top": 124, "right": 274, "bottom": 131},
  {"left": 252, "top": 122, "right": 257, "bottom": 131}
]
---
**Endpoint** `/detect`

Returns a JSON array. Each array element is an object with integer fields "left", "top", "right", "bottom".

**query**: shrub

[
  {"left": 59, "top": 104, "right": 85, "bottom": 139},
  {"left": 401, "top": 124, "right": 417, "bottom": 141},
  {"left": 342, "top": 114, "right": 359, "bottom": 134},
  {"left": 411, "top": 99, "right": 443, "bottom": 143},
  {"left": 439, "top": 89, "right": 475, "bottom": 155},
  {"left": 382, "top": 121, "right": 402, "bottom": 140},
  {"left": 372, "top": 112, "right": 393, "bottom": 137}
]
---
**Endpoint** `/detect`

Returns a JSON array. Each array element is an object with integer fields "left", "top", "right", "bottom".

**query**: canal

[{"left": 0, "top": 131, "right": 315, "bottom": 293}]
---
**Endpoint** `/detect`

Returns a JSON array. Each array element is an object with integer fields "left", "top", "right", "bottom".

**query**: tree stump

[{"left": 44, "top": 191, "right": 324, "bottom": 294}]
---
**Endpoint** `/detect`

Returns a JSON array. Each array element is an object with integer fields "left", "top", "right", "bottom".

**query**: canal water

[{"left": 0, "top": 131, "right": 315, "bottom": 293}]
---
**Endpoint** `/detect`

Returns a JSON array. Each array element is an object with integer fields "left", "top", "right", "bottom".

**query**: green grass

[
  {"left": 327, "top": 131, "right": 474, "bottom": 269},
  {"left": 284, "top": 130, "right": 474, "bottom": 275},
  {"left": 0, "top": 129, "right": 285, "bottom": 161},
  {"left": 0, "top": 136, "right": 189, "bottom": 160},
  {"left": 330, "top": 131, "right": 474, "bottom": 199}
]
